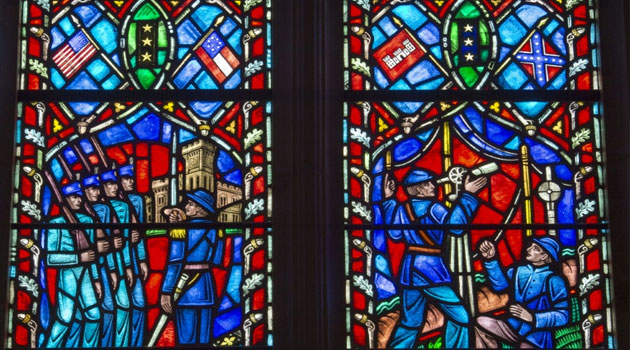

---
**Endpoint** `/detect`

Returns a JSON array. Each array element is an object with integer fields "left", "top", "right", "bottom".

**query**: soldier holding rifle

[
  {"left": 99, "top": 169, "right": 135, "bottom": 347},
  {"left": 118, "top": 164, "right": 149, "bottom": 346},
  {"left": 44, "top": 181, "right": 101, "bottom": 348},
  {"left": 83, "top": 173, "right": 126, "bottom": 347}
]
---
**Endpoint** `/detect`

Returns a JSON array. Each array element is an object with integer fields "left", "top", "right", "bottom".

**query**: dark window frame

[{"left": 0, "top": 1, "right": 627, "bottom": 349}]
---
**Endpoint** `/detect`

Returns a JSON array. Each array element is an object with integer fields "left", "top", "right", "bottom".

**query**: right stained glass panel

[
  {"left": 342, "top": 100, "right": 615, "bottom": 349},
  {"left": 344, "top": 0, "right": 599, "bottom": 90}
]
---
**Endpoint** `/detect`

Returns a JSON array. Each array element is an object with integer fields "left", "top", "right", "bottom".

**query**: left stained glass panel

[
  {"left": 9, "top": 100, "right": 273, "bottom": 347},
  {"left": 19, "top": 0, "right": 271, "bottom": 90}
]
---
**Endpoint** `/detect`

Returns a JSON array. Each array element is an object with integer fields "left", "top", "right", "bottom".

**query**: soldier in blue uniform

[
  {"left": 118, "top": 165, "right": 148, "bottom": 346},
  {"left": 44, "top": 182, "right": 101, "bottom": 348},
  {"left": 160, "top": 190, "right": 221, "bottom": 344},
  {"left": 101, "top": 169, "right": 134, "bottom": 346},
  {"left": 383, "top": 169, "right": 487, "bottom": 348},
  {"left": 476, "top": 237, "right": 569, "bottom": 348},
  {"left": 83, "top": 173, "right": 124, "bottom": 347}
]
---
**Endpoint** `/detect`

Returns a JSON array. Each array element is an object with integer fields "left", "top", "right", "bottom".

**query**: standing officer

[
  {"left": 44, "top": 182, "right": 101, "bottom": 347},
  {"left": 118, "top": 165, "right": 148, "bottom": 346},
  {"left": 160, "top": 189, "right": 221, "bottom": 345},
  {"left": 383, "top": 169, "right": 487, "bottom": 348}
]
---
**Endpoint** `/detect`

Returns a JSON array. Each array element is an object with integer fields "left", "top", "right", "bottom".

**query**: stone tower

[
  {"left": 152, "top": 178, "right": 170, "bottom": 223},
  {"left": 144, "top": 194, "right": 154, "bottom": 223},
  {"left": 181, "top": 139, "right": 217, "bottom": 192},
  {"left": 217, "top": 180, "right": 243, "bottom": 223}
]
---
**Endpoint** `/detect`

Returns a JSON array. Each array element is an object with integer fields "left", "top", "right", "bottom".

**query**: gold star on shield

[
  {"left": 142, "top": 37, "right": 153, "bottom": 46},
  {"left": 141, "top": 52, "right": 152, "bottom": 62},
  {"left": 142, "top": 24, "right": 153, "bottom": 32},
  {"left": 464, "top": 38, "right": 474, "bottom": 46},
  {"left": 464, "top": 24, "right": 474, "bottom": 32},
  {"left": 465, "top": 53, "right": 475, "bottom": 61}
]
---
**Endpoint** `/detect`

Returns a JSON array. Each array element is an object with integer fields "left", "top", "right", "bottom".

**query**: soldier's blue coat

[
  {"left": 384, "top": 192, "right": 479, "bottom": 286},
  {"left": 162, "top": 218, "right": 223, "bottom": 344},
  {"left": 383, "top": 192, "right": 479, "bottom": 349},
  {"left": 45, "top": 214, "right": 100, "bottom": 348},
  {"left": 92, "top": 199, "right": 131, "bottom": 347},
  {"left": 126, "top": 192, "right": 147, "bottom": 347},
  {"left": 484, "top": 260, "right": 570, "bottom": 348},
  {"left": 163, "top": 219, "right": 219, "bottom": 306},
  {"left": 127, "top": 193, "right": 146, "bottom": 262}
]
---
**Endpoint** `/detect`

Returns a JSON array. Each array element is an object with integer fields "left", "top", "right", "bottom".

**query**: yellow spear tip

[
  {"left": 215, "top": 15, "right": 226, "bottom": 26},
  {"left": 538, "top": 17, "right": 549, "bottom": 28}
]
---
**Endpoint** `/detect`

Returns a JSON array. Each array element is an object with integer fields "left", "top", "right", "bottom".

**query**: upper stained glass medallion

[
  {"left": 19, "top": 0, "right": 271, "bottom": 90},
  {"left": 344, "top": 0, "right": 599, "bottom": 90},
  {"left": 8, "top": 100, "right": 273, "bottom": 348}
]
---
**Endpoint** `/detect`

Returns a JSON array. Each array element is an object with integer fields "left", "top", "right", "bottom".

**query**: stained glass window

[
  {"left": 344, "top": 0, "right": 598, "bottom": 90},
  {"left": 342, "top": 1, "right": 616, "bottom": 349},
  {"left": 20, "top": 0, "right": 271, "bottom": 90},
  {"left": 9, "top": 0, "right": 273, "bottom": 348}
]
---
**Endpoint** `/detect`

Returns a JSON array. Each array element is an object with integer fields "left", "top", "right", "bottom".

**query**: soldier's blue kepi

[
  {"left": 62, "top": 182, "right": 83, "bottom": 196},
  {"left": 119, "top": 165, "right": 134, "bottom": 178},
  {"left": 532, "top": 237, "right": 560, "bottom": 262},
  {"left": 101, "top": 170, "right": 117, "bottom": 183},
  {"left": 185, "top": 190, "right": 215, "bottom": 213},
  {"left": 82, "top": 174, "right": 100, "bottom": 188},
  {"left": 404, "top": 169, "right": 434, "bottom": 186}
]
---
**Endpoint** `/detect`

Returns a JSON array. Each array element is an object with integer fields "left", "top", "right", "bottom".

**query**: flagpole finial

[{"left": 214, "top": 15, "right": 226, "bottom": 27}]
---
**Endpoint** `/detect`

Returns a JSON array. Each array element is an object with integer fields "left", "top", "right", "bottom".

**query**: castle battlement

[
  {"left": 181, "top": 138, "right": 217, "bottom": 153},
  {"left": 217, "top": 181, "right": 242, "bottom": 194}
]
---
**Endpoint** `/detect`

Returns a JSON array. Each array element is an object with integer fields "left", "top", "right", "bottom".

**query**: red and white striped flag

[
  {"left": 195, "top": 32, "right": 240, "bottom": 84},
  {"left": 52, "top": 31, "right": 97, "bottom": 79}
]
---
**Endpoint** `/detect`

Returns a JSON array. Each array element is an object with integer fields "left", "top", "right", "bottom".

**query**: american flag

[
  {"left": 195, "top": 32, "right": 239, "bottom": 84},
  {"left": 52, "top": 31, "right": 97, "bottom": 79}
]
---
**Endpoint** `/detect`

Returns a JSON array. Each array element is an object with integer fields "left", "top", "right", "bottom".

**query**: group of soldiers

[
  {"left": 379, "top": 168, "right": 570, "bottom": 349},
  {"left": 45, "top": 165, "right": 148, "bottom": 348},
  {"left": 45, "top": 164, "right": 221, "bottom": 347}
]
